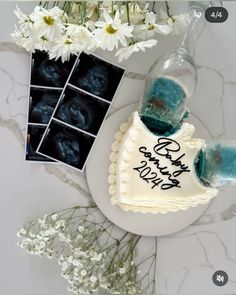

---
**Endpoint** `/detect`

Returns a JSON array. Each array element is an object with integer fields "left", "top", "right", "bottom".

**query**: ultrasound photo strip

[
  {"left": 25, "top": 50, "right": 79, "bottom": 162},
  {"left": 54, "top": 86, "right": 110, "bottom": 136},
  {"left": 37, "top": 54, "right": 125, "bottom": 171},
  {"left": 26, "top": 87, "right": 62, "bottom": 162},
  {"left": 37, "top": 120, "right": 95, "bottom": 170},
  {"left": 31, "top": 50, "right": 77, "bottom": 89},
  {"left": 26, "top": 125, "right": 56, "bottom": 162},
  {"left": 36, "top": 86, "right": 113, "bottom": 171},
  {"left": 68, "top": 52, "right": 125, "bottom": 102}
]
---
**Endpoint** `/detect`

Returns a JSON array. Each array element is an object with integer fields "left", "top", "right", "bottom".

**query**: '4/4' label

[{"left": 205, "top": 7, "right": 228, "bottom": 23}]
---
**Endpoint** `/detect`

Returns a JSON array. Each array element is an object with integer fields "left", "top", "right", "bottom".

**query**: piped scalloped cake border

[
  {"left": 108, "top": 112, "right": 218, "bottom": 214},
  {"left": 108, "top": 115, "right": 133, "bottom": 200}
]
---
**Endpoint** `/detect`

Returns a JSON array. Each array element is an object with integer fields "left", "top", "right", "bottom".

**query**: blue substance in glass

[
  {"left": 140, "top": 77, "right": 186, "bottom": 136},
  {"left": 197, "top": 144, "right": 236, "bottom": 186},
  {"left": 147, "top": 77, "right": 186, "bottom": 111}
]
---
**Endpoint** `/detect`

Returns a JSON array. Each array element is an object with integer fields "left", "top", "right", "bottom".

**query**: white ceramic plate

[{"left": 86, "top": 103, "right": 211, "bottom": 236}]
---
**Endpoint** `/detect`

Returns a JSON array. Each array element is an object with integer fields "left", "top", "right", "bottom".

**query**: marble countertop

[{"left": 1, "top": 1, "right": 236, "bottom": 295}]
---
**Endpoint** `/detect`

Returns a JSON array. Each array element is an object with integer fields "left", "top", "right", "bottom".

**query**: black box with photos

[
  {"left": 26, "top": 125, "right": 54, "bottom": 162},
  {"left": 69, "top": 53, "right": 125, "bottom": 101},
  {"left": 29, "top": 87, "right": 61, "bottom": 124},
  {"left": 54, "top": 86, "right": 109, "bottom": 135},
  {"left": 38, "top": 120, "right": 94, "bottom": 170},
  {"left": 31, "top": 50, "right": 77, "bottom": 88}
]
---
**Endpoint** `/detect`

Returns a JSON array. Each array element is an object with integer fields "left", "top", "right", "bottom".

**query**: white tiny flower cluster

[
  {"left": 59, "top": 248, "right": 108, "bottom": 294},
  {"left": 105, "top": 260, "right": 140, "bottom": 295},
  {"left": 59, "top": 249, "right": 140, "bottom": 294},
  {"left": 17, "top": 209, "right": 141, "bottom": 294},
  {"left": 12, "top": 2, "right": 189, "bottom": 62},
  {"left": 17, "top": 213, "right": 63, "bottom": 258}
]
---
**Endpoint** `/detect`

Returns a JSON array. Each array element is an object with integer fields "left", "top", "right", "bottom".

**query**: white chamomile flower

[
  {"left": 158, "top": 9, "right": 189, "bottom": 35},
  {"left": 30, "top": 6, "right": 63, "bottom": 41},
  {"left": 157, "top": 9, "right": 173, "bottom": 27},
  {"left": 115, "top": 39, "right": 157, "bottom": 62},
  {"left": 66, "top": 24, "right": 96, "bottom": 52},
  {"left": 49, "top": 35, "right": 78, "bottom": 62},
  {"left": 121, "top": 3, "right": 147, "bottom": 24},
  {"left": 171, "top": 13, "right": 190, "bottom": 35},
  {"left": 35, "top": 35, "right": 53, "bottom": 52},
  {"left": 11, "top": 25, "right": 36, "bottom": 52},
  {"left": 94, "top": 10, "right": 133, "bottom": 51},
  {"left": 14, "top": 5, "right": 33, "bottom": 34},
  {"left": 14, "top": 5, "right": 28, "bottom": 22},
  {"left": 85, "top": 0, "right": 99, "bottom": 19},
  {"left": 139, "top": 11, "right": 172, "bottom": 38}
]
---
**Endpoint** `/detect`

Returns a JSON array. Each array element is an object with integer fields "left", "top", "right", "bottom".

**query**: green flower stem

[
  {"left": 112, "top": 1, "right": 114, "bottom": 15},
  {"left": 165, "top": 1, "right": 174, "bottom": 21},
  {"left": 126, "top": 2, "right": 130, "bottom": 25},
  {"left": 124, "top": 235, "right": 141, "bottom": 259},
  {"left": 97, "top": 1, "right": 100, "bottom": 20},
  {"left": 152, "top": 237, "right": 158, "bottom": 293},
  {"left": 136, "top": 253, "right": 156, "bottom": 267},
  {"left": 152, "top": 1, "right": 155, "bottom": 12},
  {"left": 100, "top": 232, "right": 129, "bottom": 255}
]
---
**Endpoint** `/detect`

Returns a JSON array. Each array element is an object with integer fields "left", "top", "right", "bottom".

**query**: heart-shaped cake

[{"left": 108, "top": 112, "right": 218, "bottom": 213}]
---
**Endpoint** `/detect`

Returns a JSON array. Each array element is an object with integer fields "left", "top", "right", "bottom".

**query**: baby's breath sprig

[{"left": 17, "top": 205, "right": 148, "bottom": 294}]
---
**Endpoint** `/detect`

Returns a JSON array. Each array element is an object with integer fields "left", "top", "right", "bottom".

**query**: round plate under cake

[{"left": 86, "top": 103, "right": 212, "bottom": 236}]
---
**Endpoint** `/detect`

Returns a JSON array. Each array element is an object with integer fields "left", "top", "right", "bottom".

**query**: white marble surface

[{"left": 1, "top": 1, "right": 236, "bottom": 295}]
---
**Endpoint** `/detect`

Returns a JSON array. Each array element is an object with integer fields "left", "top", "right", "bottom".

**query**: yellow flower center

[
  {"left": 43, "top": 15, "right": 55, "bottom": 26},
  {"left": 106, "top": 24, "right": 117, "bottom": 34},
  {"left": 148, "top": 24, "right": 155, "bottom": 30},
  {"left": 64, "top": 39, "right": 73, "bottom": 45}
]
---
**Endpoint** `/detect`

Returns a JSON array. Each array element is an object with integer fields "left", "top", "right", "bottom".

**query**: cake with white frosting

[{"left": 108, "top": 112, "right": 218, "bottom": 214}]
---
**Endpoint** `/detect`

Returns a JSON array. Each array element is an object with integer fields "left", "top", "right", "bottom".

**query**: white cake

[{"left": 108, "top": 112, "right": 218, "bottom": 214}]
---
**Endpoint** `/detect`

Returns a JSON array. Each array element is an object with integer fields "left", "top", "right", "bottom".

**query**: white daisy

[
  {"left": 11, "top": 25, "right": 36, "bottom": 52},
  {"left": 158, "top": 9, "right": 190, "bottom": 35},
  {"left": 115, "top": 39, "right": 157, "bottom": 62},
  {"left": 157, "top": 9, "right": 173, "bottom": 27},
  {"left": 14, "top": 5, "right": 33, "bottom": 34},
  {"left": 35, "top": 35, "right": 53, "bottom": 52},
  {"left": 139, "top": 12, "right": 172, "bottom": 38},
  {"left": 30, "top": 6, "right": 63, "bottom": 41},
  {"left": 49, "top": 35, "right": 80, "bottom": 62},
  {"left": 66, "top": 24, "right": 96, "bottom": 52},
  {"left": 120, "top": 2, "right": 147, "bottom": 25},
  {"left": 85, "top": 0, "right": 99, "bottom": 19},
  {"left": 171, "top": 14, "right": 190, "bottom": 35},
  {"left": 94, "top": 10, "right": 134, "bottom": 51}
]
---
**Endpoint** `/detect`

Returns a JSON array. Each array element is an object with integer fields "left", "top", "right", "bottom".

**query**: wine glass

[{"left": 139, "top": 6, "right": 203, "bottom": 135}]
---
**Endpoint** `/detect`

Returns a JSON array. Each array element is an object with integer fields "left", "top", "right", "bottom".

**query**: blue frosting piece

[
  {"left": 197, "top": 144, "right": 236, "bottom": 186},
  {"left": 147, "top": 77, "right": 186, "bottom": 110},
  {"left": 140, "top": 77, "right": 187, "bottom": 136}
]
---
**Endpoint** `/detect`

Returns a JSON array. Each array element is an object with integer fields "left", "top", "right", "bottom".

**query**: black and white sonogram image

[
  {"left": 26, "top": 125, "right": 54, "bottom": 162},
  {"left": 38, "top": 120, "right": 94, "bottom": 170},
  {"left": 69, "top": 53, "right": 125, "bottom": 101},
  {"left": 29, "top": 88, "right": 61, "bottom": 124},
  {"left": 31, "top": 51, "right": 76, "bottom": 88},
  {"left": 54, "top": 87, "right": 109, "bottom": 135}
]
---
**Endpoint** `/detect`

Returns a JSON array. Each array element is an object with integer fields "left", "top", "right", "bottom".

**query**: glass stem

[{"left": 180, "top": 6, "right": 204, "bottom": 55}]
